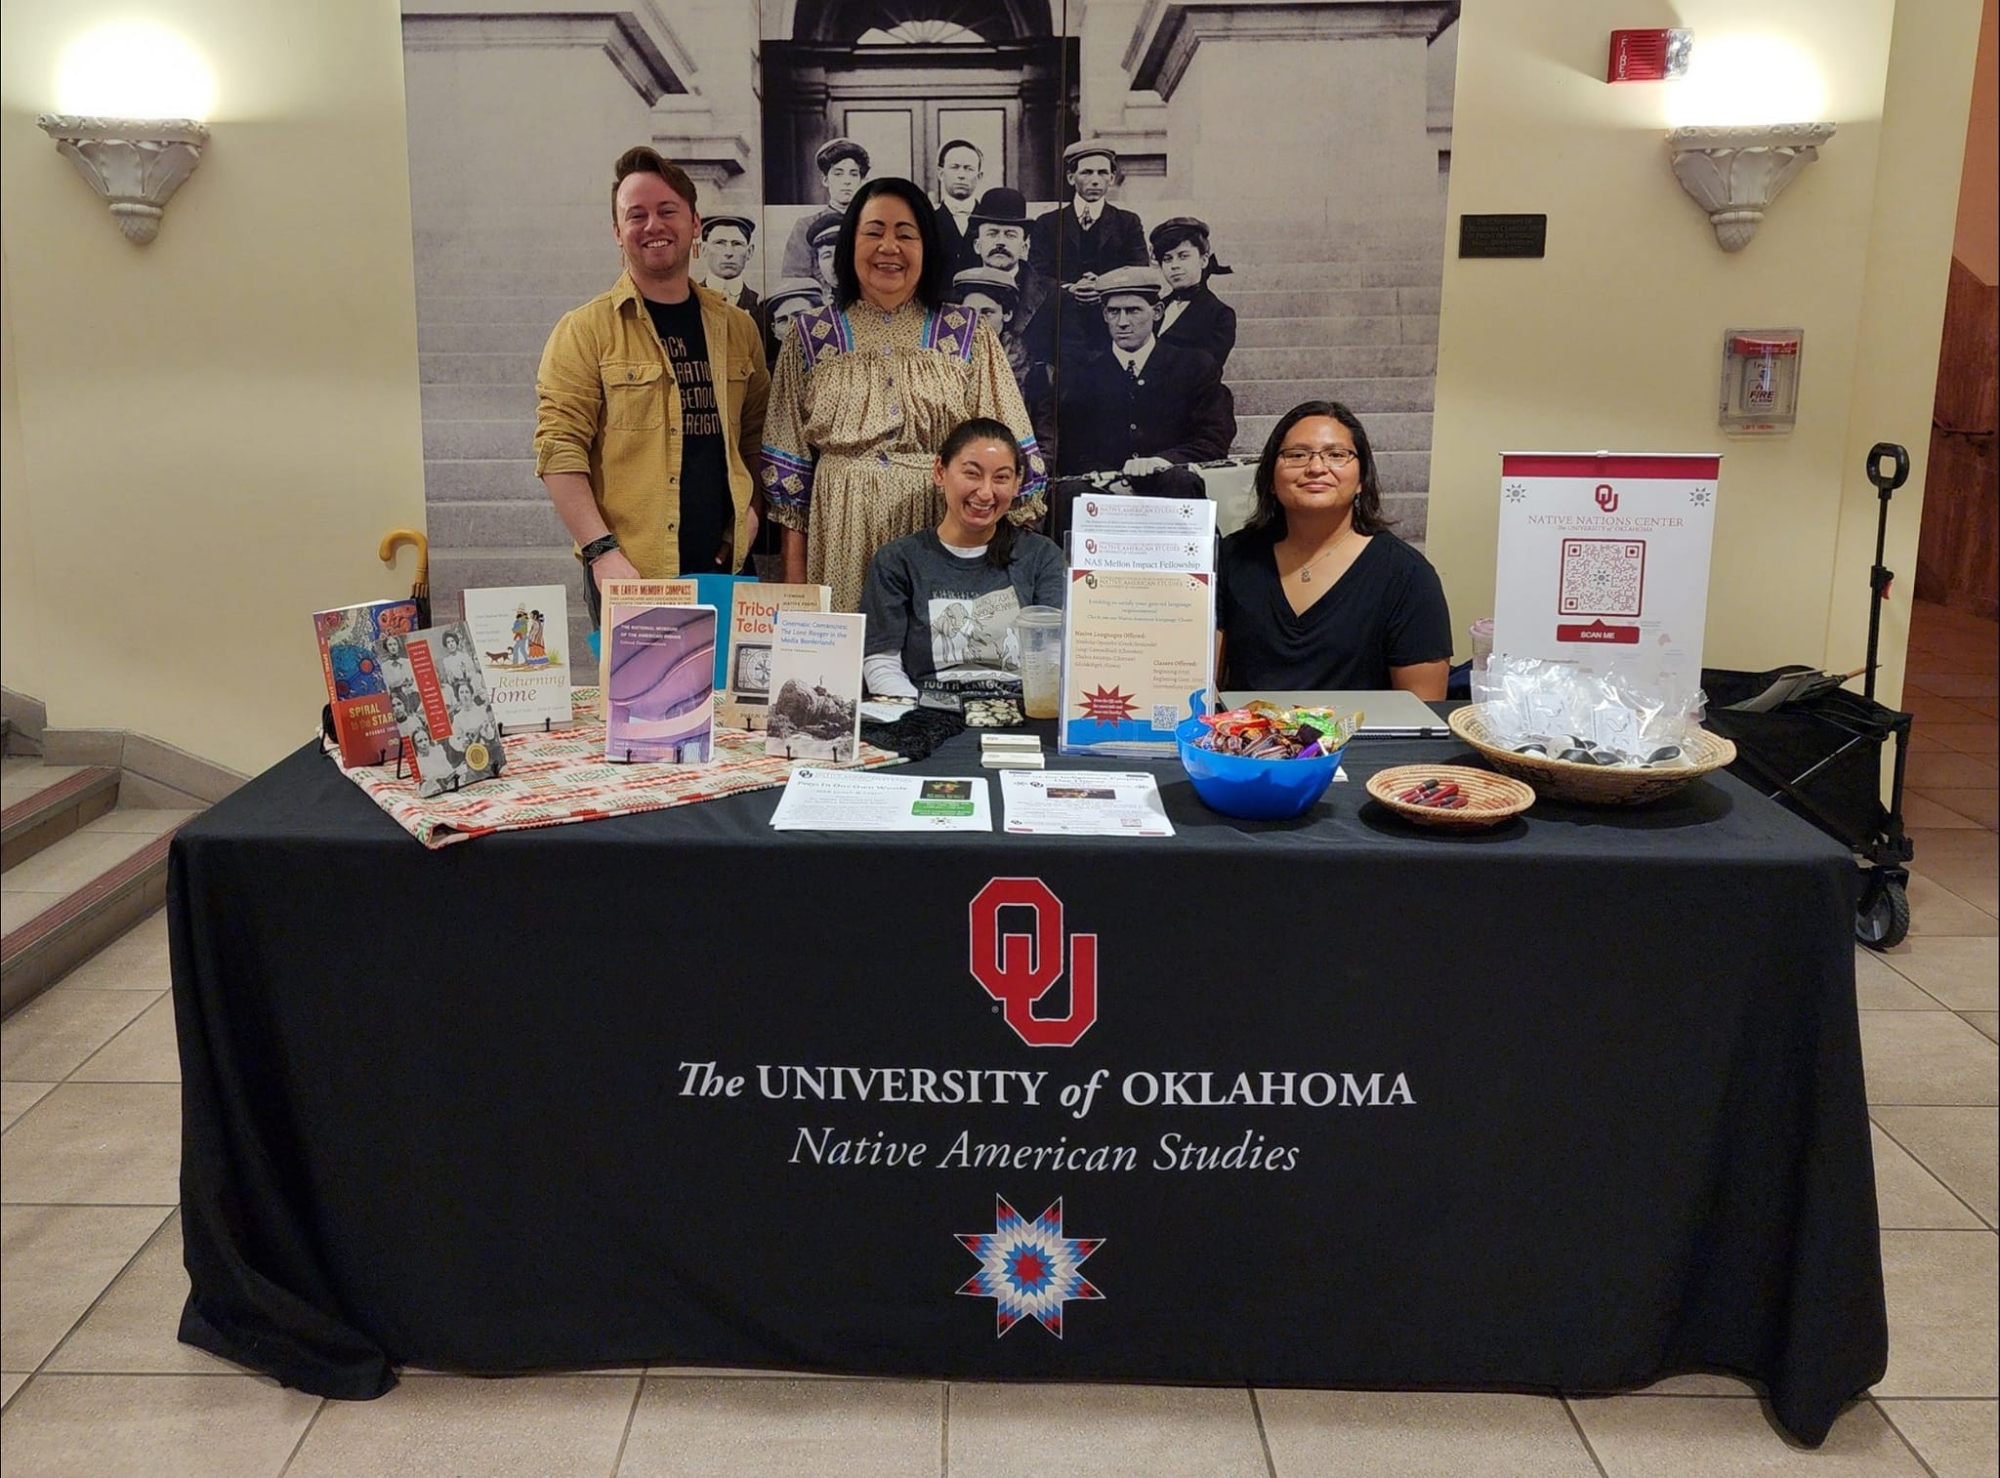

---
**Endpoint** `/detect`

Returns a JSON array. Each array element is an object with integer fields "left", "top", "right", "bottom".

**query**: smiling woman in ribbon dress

[{"left": 759, "top": 177, "right": 1047, "bottom": 612}]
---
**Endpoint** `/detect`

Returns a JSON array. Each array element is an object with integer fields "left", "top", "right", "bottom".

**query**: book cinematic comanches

[
  {"left": 313, "top": 598, "right": 424, "bottom": 767},
  {"left": 461, "top": 584, "right": 572, "bottom": 729},
  {"left": 374, "top": 621, "right": 506, "bottom": 798},
  {"left": 721, "top": 583, "right": 831, "bottom": 729},
  {"left": 604, "top": 603, "right": 718, "bottom": 763},
  {"left": 763, "top": 612, "right": 866, "bottom": 763}
]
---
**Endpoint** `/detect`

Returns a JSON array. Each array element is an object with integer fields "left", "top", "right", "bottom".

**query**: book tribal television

[{"left": 721, "top": 582, "right": 831, "bottom": 729}]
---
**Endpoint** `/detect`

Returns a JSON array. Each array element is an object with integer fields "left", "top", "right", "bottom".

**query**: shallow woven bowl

[
  {"left": 1447, "top": 704, "right": 1738, "bottom": 806},
  {"left": 1366, "top": 764, "right": 1536, "bottom": 830}
]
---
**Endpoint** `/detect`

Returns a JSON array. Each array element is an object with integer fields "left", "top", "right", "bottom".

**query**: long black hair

[
  {"left": 1247, "top": 399, "right": 1392, "bottom": 538},
  {"left": 833, "top": 177, "right": 948, "bottom": 312},
  {"left": 937, "top": 417, "right": 1026, "bottom": 569}
]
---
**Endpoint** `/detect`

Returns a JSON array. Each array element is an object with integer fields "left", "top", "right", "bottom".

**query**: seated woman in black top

[{"left": 1217, "top": 399, "right": 1452, "bottom": 697}]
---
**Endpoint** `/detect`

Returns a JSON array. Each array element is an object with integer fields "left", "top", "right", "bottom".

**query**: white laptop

[{"left": 1218, "top": 689, "right": 1447, "bottom": 736}]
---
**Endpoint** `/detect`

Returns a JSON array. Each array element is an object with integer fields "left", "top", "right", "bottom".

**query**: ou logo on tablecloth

[{"left": 967, "top": 878, "right": 1098, "bottom": 1047}]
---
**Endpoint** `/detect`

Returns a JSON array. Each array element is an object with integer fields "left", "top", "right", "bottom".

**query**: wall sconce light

[
  {"left": 1667, "top": 122, "right": 1834, "bottom": 252},
  {"left": 37, "top": 115, "right": 209, "bottom": 245}
]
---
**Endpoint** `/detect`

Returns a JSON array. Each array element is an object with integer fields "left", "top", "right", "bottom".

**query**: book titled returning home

[
  {"left": 604, "top": 603, "right": 718, "bottom": 764},
  {"left": 375, "top": 621, "right": 506, "bottom": 799},
  {"left": 461, "top": 584, "right": 572, "bottom": 730},
  {"left": 312, "top": 598, "right": 424, "bottom": 767},
  {"left": 763, "top": 612, "right": 866, "bottom": 763}
]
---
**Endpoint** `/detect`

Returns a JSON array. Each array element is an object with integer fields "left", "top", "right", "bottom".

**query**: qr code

[
  {"left": 1153, "top": 704, "right": 1179, "bottom": 731},
  {"left": 1558, "top": 539, "right": 1646, "bottom": 616}
]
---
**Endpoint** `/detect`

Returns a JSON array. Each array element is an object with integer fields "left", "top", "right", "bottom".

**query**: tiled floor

[{"left": 1, "top": 601, "right": 1995, "bottom": 1476}]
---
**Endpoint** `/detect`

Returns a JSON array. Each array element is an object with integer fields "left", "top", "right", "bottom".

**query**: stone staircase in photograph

[
  {"left": 414, "top": 209, "right": 615, "bottom": 668},
  {"left": 411, "top": 200, "right": 1448, "bottom": 614}
]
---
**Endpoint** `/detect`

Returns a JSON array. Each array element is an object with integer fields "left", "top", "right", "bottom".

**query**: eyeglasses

[{"left": 1276, "top": 447, "right": 1359, "bottom": 469}]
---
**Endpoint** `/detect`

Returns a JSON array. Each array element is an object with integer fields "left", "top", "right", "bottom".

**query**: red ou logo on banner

[
  {"left": 1594, "top": 483, "right": 1619, "bottom": 513},
  {"left": 968, "top": 878, "right": 1099, "bottom": 1048}
]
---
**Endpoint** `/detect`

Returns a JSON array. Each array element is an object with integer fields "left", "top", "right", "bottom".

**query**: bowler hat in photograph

[
  {"left": 968, "top": 187, "right": 1030, "bottom": 228},
  {"left": 815, "top": 137, "right": 870, "bottom": 176}
]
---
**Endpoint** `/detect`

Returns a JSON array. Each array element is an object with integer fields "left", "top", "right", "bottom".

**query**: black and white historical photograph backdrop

[{"left": 400, "top": 0, "right": 1456, "bottom": 640}]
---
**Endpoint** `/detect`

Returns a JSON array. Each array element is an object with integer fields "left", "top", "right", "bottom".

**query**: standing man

[
  {"left": 780, "top": 137, "right": 870, "bottom": 277},
  {"left": 1029, "top": 141, "right": 1149, "bottom": 290},
  {"left": 1048, "top": 265, "right": 1234, "bottom": 536},
  {"left": 535, "top": 147, "right": 770, "bottom": 617},
  {"left": 932, "top": 138, "right": 984, "bottom": 272},
  {"left": 698, "top": 214, "right": 760, "bottom": 313}
]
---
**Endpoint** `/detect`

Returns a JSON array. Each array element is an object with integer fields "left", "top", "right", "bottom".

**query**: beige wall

[
  {"left": 1427, "top": 0, "right": 1984, "bottom": 709},
  {"left": 0, "top": 0, "right": 425, "bottom": 775}
]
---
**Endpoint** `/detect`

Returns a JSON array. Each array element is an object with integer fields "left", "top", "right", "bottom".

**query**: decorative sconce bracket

[
  {"left": 37, "top": 115, "right": 210, "bottom": 245},
  {"left": 1666, "top": 122, "right": 1835, "bottom": 252}
]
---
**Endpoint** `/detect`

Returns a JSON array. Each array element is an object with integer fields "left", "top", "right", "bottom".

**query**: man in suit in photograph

[
  {"left": 1048, "top": 265, "right": 1234, "bottom": 536},
  {"left": 932, "top": 138, "right": 984, "bottom": 273},
  {"left": 965, "top": 187, "right": 1057, "bottom": 366},
  {"left": 699, "top": 214, "right": 761, "bottom": 313},
  {"left": 1028, "top": 140, "right": 1149, "bottom": 290},
  {"left": 1150, "top": 215, "right": 1237, "bottom": 374}
]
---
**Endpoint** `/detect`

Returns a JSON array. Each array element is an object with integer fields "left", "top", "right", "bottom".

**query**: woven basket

[
  {"left": 1447, "top": 704, "right": 1737, "bottom": 806},
  {"left": 1366, "top": 764, "right": 1536, "bottom": 830}
]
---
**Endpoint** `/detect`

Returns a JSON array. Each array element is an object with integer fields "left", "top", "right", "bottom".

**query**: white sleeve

[{"left": 863, "top": 653, "right": 919, "bottom": 699}]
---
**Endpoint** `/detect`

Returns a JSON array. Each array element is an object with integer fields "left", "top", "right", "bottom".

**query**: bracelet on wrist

[{"left": 580, "top": 533, "right": 621, "bottom": 564}]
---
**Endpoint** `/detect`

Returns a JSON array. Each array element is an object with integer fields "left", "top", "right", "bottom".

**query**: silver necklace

[{"left": 1291, "top": 528, "right": 1352, "bottom": 583}]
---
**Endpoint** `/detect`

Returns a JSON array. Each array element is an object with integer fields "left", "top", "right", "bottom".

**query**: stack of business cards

[{"left": 980, "top": 732, "right": 1044, "bottom": 769}]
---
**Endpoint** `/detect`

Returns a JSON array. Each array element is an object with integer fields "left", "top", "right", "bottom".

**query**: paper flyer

[
  {"left": 1492, "top": 453, "right": 1720, "bottom": 689},
  {"left": 770, "top": 769, "right": 992, "bottom": 831},
  {"left": 1070, "top": 492, "right": 1217, "bottom": 543},
  {"left": 1000, "top": 769, "right": 1175, "bottom": 837},
  {"left": 1057, "top": 568, "right": 1215, "bottom": 757}
]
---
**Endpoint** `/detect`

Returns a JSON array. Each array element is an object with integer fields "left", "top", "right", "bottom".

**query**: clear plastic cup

[{"left": 1017, "top": 606, "right": 1063, "bottom": 720}]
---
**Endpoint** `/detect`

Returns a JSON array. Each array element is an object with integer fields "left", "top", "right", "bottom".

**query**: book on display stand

[
  {"left": 763, "top": 612, "right": 866, "bottom": 763},
  {"left": 720, "top": 582, "right": 832, "bottom": 729},
  {"left": 461, "top": 584, "right": 571, "bottom": 730},
  {"left": 312, "top": 597, "right": 424, "bottom": 767},
  {"left": 375, "top": 620, "right": 506, "bottom": 798},
  {"left": 602, "top": 602, "right": 719, "bottom": 764}
]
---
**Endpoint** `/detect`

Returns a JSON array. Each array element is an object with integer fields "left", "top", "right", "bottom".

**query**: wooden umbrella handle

[{"left": 378, "top": 527, "right": 430, "bottom": 586}]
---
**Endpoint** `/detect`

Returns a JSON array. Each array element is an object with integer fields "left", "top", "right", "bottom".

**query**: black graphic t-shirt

[{"left": 644, "top": 295, "right": 730, "bottom": 572}]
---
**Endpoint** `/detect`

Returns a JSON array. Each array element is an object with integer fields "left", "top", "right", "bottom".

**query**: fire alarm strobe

[{"left": 1608, "top": 28, "right": 1692, "bottom": 82}]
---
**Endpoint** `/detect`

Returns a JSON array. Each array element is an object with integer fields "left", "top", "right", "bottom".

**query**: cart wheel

[{"left": 1856, "top": 880, "right": 1911, "bottom": 950}]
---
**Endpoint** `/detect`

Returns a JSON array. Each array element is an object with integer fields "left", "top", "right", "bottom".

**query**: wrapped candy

[{"left": 1193, "top": 702, "right": 1359, "bottom": 760}]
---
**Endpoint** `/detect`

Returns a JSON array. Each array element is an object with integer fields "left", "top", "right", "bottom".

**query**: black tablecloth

[{"left": 169, "top": 730, "right": 1886, "bottom": 1445}]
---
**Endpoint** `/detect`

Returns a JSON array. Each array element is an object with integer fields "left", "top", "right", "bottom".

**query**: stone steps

[
  {"left": 423, "top": 419, "right": 536, "bottom": 461},
  {"left": 1230, "top": 376, "right": 1434, "bottom": 416},
  {"left": 423, "top": 383, "right": 538, "bottom": 421},
  {"left": 0, "top": 760, "right": 195, "bottom": 1017},
  {"left": 1226, "top": 345, "right": 1436, "bottom": 380}
]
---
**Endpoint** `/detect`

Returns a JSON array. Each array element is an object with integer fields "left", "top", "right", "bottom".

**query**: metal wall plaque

[{"left": 1458, "top": 214, "right": 1548, "bottom": 259}]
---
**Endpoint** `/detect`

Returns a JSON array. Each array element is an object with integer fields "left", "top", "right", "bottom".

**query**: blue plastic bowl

[{"left": 1175, "top": 715, "right": 1346, "bottom": 821}]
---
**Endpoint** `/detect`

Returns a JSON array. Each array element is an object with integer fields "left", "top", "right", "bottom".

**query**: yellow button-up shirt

[{"left": 534, "top": 274, "right": 770, "bottom": 578}]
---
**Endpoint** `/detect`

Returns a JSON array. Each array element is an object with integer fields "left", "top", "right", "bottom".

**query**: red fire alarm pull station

[{"left": 1608, "top": 28, "right": 1693, "bottom": 82}]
